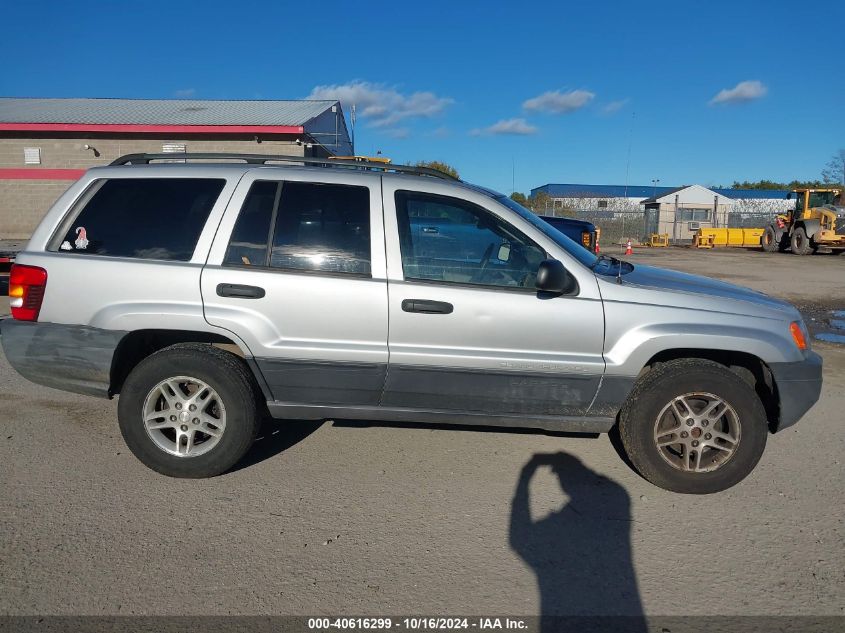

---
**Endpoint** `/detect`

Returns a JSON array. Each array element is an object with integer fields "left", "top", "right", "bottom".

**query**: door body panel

[
  {"left": 381, "top": 177, "right": 606, "bottom": 416},
  {"left": 201, "top": 169, "right": 388, "bottom": 406}
]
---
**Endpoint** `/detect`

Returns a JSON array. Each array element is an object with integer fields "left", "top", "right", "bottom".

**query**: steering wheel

[{"left": 475, "top": 243, "right": 494, "bottom": 282}]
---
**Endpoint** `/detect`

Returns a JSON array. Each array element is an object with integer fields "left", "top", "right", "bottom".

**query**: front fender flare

[
  {"left": 797, "top": 219, "right": 821, "bottom": 239},
  {"left": 603, "top": 323, "right": 801, "bottom": 376}
]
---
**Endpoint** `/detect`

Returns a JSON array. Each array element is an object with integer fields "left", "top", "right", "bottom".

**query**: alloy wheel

[
  {"left": 142, "top": 375, "right": 226, "bottom": 457},
  {"left": 653, "top": 392, "right": 740, "bottom": 473}
]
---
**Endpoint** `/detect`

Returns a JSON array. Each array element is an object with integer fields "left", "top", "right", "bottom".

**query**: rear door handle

[
  {"left": 401, "top": 299, "right": 453, "bottom": 314},
  {"left": 216, "top": 283, "right": 265, "bottom": 299}
]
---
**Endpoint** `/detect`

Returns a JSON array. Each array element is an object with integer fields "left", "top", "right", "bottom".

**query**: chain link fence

[
  {"left": 535, "top": 200, "right": 791, "bottom": 247},
  {"left": 538, "top": 207, "right": 645, "bottom": 247}
]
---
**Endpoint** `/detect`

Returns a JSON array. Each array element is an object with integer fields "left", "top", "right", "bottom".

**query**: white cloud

[
  {"left": 709, "top": 80, "right": 767, "bottom": 105},
  {"left": 306, "top": 80, "right": 452, "bottom": 127},
  {"left": 523, "top": 89, "right": 594, "bottom": 114},
  {"left": 470, "top": 118, "right": 538, "bottom": 136},
  {"left": 382, "top": 127, "right": 410, "bottom": 139},
  {"left": 602, "top": 99, "right": 630, "bottom": 114},
  {"left": 174, "top": 88, "right": 196, "bottom": 98}
]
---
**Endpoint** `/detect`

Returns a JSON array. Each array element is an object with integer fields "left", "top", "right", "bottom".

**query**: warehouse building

[
  {"left": 531, "top": 182, "right": 792, "bottom": 214},
  {"left": 640, "top": 185, "right": 734, "bottom": 242},
  {"left": 0, "top": 98, "right": 353, "bottom": 238},
  {"left": 530, "top": 182, "right": 794, "bottom": 242}
]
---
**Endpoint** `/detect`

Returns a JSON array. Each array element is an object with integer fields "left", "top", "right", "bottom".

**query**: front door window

[{"left": 394, "top": 191, "right": 546, "bottom": 289}]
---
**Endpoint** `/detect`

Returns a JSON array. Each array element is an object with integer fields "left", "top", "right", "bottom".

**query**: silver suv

[{"left": 2, "top": 153, "right": 823, "bottom": 493}]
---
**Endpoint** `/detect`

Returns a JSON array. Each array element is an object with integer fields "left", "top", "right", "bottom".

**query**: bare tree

[{"left": 821, "top": 149, "right": 845, "bottom": 185}]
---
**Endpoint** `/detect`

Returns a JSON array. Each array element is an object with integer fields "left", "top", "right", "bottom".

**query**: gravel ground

[{"left": 1, "top": 247, "right": 843, "bottom": 618}]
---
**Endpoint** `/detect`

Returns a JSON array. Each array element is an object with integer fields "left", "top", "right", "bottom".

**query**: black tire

[
  {"left": 118, "top": 343, "right": 259, "bottom": 477},
  {"left": 761, "top": 226, "right": 778, "bottom": 252},
  {"left": 790, "top": 227, "right": 815, "bottom": 255},
  {"left": 618, "top": 359, "right": 767, "bottom": 494}
]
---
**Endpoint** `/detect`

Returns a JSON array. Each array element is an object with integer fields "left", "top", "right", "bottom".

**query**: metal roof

[
  {"left": 713, "top": 188, "right": 791, "bottom": 200},
  {"left": 532, "top": 183, "right": 666, "bottom": 198},
  {"left": 0, "top": 98, "right": 338, "bottom": 126},
  {"left": 641, "top": 184, "right": 736, "bottom": 204},
  {"left": 532, "top": 183, "right": 791, "bottom": 200},
  {"left": 639, "top": 185, "right": 689, "bottom": 204}
]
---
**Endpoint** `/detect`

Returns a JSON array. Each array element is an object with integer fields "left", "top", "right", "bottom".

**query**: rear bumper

[
  {"left": 0, "top": 320, "right": 125, "bottom": 398},
  {"left": 769, "top": 351, "right": 823, "bottom": 431}
]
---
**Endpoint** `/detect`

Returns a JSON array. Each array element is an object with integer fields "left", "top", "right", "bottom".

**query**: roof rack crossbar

[{"left": 109, "top": 153, "right": 458, "bottom": 181}]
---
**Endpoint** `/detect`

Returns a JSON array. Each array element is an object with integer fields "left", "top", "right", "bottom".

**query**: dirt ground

[{"left": 1, "top": 247, "right": 843, "bottom": 619}]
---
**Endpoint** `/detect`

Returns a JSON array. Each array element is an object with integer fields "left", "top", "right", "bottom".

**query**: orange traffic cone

[{"left": 625, "top": 239, "right": 633, "bottom": 256}]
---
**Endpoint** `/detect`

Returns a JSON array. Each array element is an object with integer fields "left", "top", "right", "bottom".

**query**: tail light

[
  {"left": 581, "top": 231, "right": 592, "bottom": 249},
  {"left": 9, "top": 264, "right": 48, "bottom": 321}
]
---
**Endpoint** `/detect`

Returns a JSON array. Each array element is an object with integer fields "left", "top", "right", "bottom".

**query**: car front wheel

[{"left": 618, "top": 359, "right": 768, "bottom": 494}]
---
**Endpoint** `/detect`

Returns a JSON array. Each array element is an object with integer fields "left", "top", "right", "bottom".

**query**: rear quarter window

[{"left": 53, "top": 178, "right": 225, "bottom": 261}]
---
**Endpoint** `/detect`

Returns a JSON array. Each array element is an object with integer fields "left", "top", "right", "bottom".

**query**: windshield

[
  {"left": 495, "top": 195, "right": 599, "bottom": 268},
  {"left": 809, "top": 191, "right": 838, "bottom": 207}
]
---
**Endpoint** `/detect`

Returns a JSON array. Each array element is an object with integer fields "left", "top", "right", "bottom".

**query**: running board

[{"left": 266, "top": 402, "right": 615, "bottom": 434}]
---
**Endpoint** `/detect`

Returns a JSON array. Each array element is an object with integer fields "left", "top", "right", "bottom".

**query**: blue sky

[{"left": 2, "top": 0, "right": 842, "bottom": 194}]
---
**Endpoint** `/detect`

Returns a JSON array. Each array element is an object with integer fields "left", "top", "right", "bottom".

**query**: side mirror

[{"left": 535, "top": 259, "right": 576, "bottom": 295}]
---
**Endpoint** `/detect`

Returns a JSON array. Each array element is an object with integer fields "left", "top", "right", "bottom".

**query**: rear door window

[
  {"left": 270, "top": 182, "right": 371, "bottom": 275},
  {"left": 224, "top": 181, "right": 279, "bottom": 266},
  {"left": 223, "top": 180, "right": 372, "bottom": 275},
  {"left": 56, "top": 178, "right": 225, "bottom": 261}
]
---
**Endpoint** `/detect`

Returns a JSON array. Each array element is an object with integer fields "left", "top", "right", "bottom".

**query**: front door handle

[
  {"left": 401, "top": 299, "right": 453, "bottom": 314},
  {"left": 217, "top": 283, "right": 266, "bottom": 299}
]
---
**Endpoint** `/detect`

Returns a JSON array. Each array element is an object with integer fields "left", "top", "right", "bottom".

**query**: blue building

[{"left": 530, "top": 183, "right": 791, "bottom": 209}]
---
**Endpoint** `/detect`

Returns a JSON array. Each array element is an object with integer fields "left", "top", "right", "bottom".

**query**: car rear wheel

[
  {"left": 118, "top": 343, "right": 259, "bottom": 477},
  {"left": 618, "top": 359, "right": 767, "bottom": 494}
]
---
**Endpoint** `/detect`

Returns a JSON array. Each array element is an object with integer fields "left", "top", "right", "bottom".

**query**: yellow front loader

[{"left": 761, "top": 188, "right": 845, "bottom": 254}]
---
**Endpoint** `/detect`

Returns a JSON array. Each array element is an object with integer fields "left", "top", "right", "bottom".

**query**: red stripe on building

[
  {"left": 0, "top": 123, "right": 304, "bottom": 134},
  {"left": 0, "top": 168, "right": 86, "bottom": 180}
]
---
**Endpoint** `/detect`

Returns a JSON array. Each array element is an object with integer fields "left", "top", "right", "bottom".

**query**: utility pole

[
  {"left": 621, "top": 112, "right": 635, "bottom": 246},
  {"left": 350, "top": 104, "right": 356, "bottom": 155},
  {"left": 512, "top": 156, "right": 515, "bottom": 195},
  {"left": 624, "top": 112, "right": 635, "bottom": 199}
]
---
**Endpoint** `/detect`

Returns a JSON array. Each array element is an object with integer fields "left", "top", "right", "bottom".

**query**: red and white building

[{"left": 0, "top": 98, "right": 352, "bottom": 238}]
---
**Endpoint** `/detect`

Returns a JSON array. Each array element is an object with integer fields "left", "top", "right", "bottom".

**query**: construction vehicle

[{"left": 761, "top": 188, "right": 845, "bottom": 254}]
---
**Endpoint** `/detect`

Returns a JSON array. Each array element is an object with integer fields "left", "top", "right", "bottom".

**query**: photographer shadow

[{"left": 509, "top": 452, "right": 645, "bottom": 632}]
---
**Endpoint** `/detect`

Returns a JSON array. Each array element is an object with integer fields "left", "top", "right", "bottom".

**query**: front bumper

[{"left": 769, "top": 351, "right": 823, "bottom": 431}]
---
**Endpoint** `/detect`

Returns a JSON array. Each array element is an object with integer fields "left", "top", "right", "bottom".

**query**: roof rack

[{"left": 109, "top": 153, "right": 458, "bottom": 181}]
